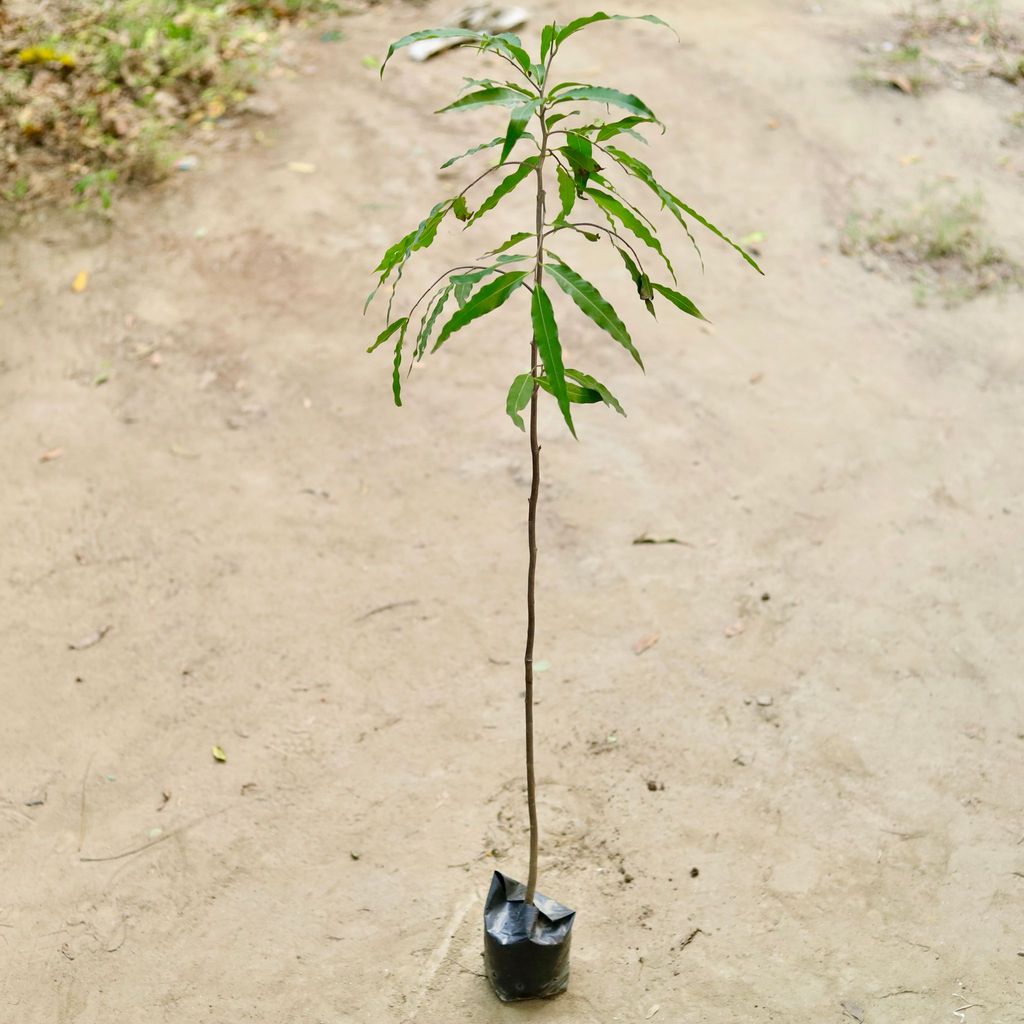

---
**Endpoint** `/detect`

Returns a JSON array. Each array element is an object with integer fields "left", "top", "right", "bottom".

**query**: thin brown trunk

[{"left": 524, "top": 109, "right": 549, "bottom": 907}]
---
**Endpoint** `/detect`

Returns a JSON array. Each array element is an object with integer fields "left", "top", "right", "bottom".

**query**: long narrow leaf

[
  {"left": 650, "top": 282, "right": 708, "bottom": 321},
  {"left": 501, "top": 100, "right": 540, "bottom": 162},
  {"left": 586, "top": 186, "right": 676, "bottom": 281},
  {"left": 487, "top": 231, "right": 534, "bottom": 255},
  {"left": 391, "top": 321, "right": 409, "bottom": 406},
  {"left": 468, "top": 157, "right": 538, "bottom": 225},
  {"left": 536, "top": 377, "right": 602, "bottom": 404},
  {"left": 506, "top": 373, "right": 535, "bottom": 431},
  {"left": 434, "top": 271, "right": 529, "bottom": 349},
  {"left": 438, "top": 87, "right": 530, "bottom": 114},
  {"left": 545, "top": 257, "right": 643, "bottom": 370},
  {"left": 381, "top": 28, "right": 483, "bottom": 75},
  {"left": 555, "top": 13, "right": 678, "bottom": 47},
  {"left": 556, "top": 165, "right": 577, "bottom": 223},
  {"left": 440, "top": 134, "right": 535, "bottom": 169},
  {"left": 416, "top": 284, "right": 453, "bottom": 359},
  {"left": 614, "top": 245, "right": 657, "bottom": 317},
  {"left": 552, "top": 86, "right": 660, "bottom": 125},
  {"left": 368, "top": 317, "right": 409, "bottom": 353},
  {"left": 531, "top": 285, "right": 575, "bottom": 437},
  {"left": 540, "top": 23, "right": 558, "bottom": 62},
  {"left": 564, "top": 368, "right": 626, "bottom": 415}
]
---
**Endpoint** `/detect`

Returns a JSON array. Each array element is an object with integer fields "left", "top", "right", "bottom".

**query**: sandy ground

[{"left": 2, "top": 0, "right": 1024, "bottom": 1020}]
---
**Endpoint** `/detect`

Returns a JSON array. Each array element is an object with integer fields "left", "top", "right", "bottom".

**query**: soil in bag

[{"left": 483, "top": 871, "right": 575, "bottom": 1001}]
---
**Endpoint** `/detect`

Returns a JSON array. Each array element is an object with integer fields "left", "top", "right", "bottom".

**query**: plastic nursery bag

[{"left": 483, "top": 871, "right": 576, "bottom": 1001}]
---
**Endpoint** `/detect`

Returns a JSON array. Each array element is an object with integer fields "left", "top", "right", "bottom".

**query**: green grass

[
  {"left": 1, "top": 0, "right": 342, "bottom": 214},
  {"left": 841, "top": 184, "right": 1021, "bottom": 304}
]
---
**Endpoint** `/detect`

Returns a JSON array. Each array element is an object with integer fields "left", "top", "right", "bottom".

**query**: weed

[
  {"left": 841, "top": 183, "right": 1021, "bottom": 303},
  {"left": 1, "top": 0, "right": 341, "bottom": 213}
]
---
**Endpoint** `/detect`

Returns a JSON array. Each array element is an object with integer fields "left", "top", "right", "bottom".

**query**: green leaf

[
  {"left": 381, "top": 28, "right": 483, "bottom": 75},
  {"left": 368, "top": 317, "right": 408, "bottom": 353},
  {"left": 372, "top": 200, "right": 450, "bottom": 284},
  {"left": 614, "top": 245, "right": 656, "bottom": 316},
  {"left": 590, "top": 116, "right": 657, "bottom": 142},
  {"left": 555, "top": 13, "right": 678, "bottom": 47},
  {"left": 545, "top": 111, "right": 577, "bottom": 128},
  {"left": 586, "top": 186, "right": 676, "bottom": 281},
  {"left": 416, "top": 284, "right": 452, "bottom": 359},
  {"left": 440, "top": 134, "right": 535, "bottom": 169},
  {"left": 602, "top": 145, "right": 703, "bottom": 267},
  {"left": 452, "top": 266, "right": 493, "bottom": 306},
  {"left": 506, "top": 373, "right": 535, "bottom": 431},
  {"left": 556, "top": 165, "right": 576, "bottom": 222},
  {"left": 435, "top": 271, "right": 529, "bottom": 349},
  {"left": 392, "top": 321, "right": 408, "bottom": 406},
  {"left": 552, "top": 86, "right": 659, "bottom": 125},
  {"left": 531, "top": 285, "right": 575, "bottom": 437},
  {"left": 545, "top": 257, "right": 643, "bottom": 370},
  {"left": 501, "top": 100, "right": 539, "bottom": 162},
  {"left": 564, "top": 368, "right": 626, "bottom": 415},
  {"left": 540, "top": 23, "right": 557, "bottom": 63},
  {"left": 482, "top": 33, "right": 533, "bottom": 74},
  {"left": 468, "top": 157, "right": 538, "bottom": 225},
  {"left": 452, "top": 195, "right": 471, "bottom": 222},
  {"left": 650, "top": 282, "right": 708, "bottom": 322},
  {"left": 438, "top": 86, "right": 531, "bottom": 114},
  {"left": 487, "top": 231, "right": 534, "bottom": 255},
  {"left": 536, "top": 376, "right": 602, "bottom": 404}
]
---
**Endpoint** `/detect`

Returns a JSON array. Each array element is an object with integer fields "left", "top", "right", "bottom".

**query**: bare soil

[{"left": 2, "top": 1, "right": 1023, "bottom": 1021}]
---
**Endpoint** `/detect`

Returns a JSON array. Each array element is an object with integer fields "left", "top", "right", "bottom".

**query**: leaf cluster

[{"left": 368, "top": 12, "right": 762, "bottom": 434}]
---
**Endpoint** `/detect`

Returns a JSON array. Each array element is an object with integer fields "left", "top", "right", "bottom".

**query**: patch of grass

[
  {"left": 1, "top": 0, "right": 342, "bottom": 214},
  {"left": 841, "top": 183, "right": 1022, "bottom": 304}
]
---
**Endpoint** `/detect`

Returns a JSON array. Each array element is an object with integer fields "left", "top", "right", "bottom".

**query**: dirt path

[{"left": 2, "top": 1, "right": 1023, "bottom": 1020}]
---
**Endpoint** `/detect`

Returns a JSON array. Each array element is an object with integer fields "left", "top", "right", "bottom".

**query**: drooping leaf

[
  {"left": 545, "top": 257, "right": 643, "bottom": 370},
  {"left": 434, "top": 271, "right": 529, "bottom": 349},
  {"left": 552, "top": 86, "right": 660, "bottom": 125},
  {"left": 392, "top": 321, "right": 409, "bottom": 406},
  {"left": 555, "top": 13, "right": 678, "bottom": 47},
  {"left": 590, "top": 172, "right": 657, "bottom": 230},
  {"left": 531, "top": 285, "right": 575, "bottom": 437},
  {"left": 540, "top": 23, "right": 557, "bottom": 62},
  {"left": 602, "top": 145, "right": 703, "bottom": 267},
  {"left": 416, "top": 284, "right": 453, "bottom": 359},
  {"left": 381, "top": 28, "right": 483, "bottom": 75},
  {"left": 481, "top": 33, "right": 533, "bottom": 74},
  {"left": 501, "top": 100, "right": 540, "bottom": 162},
  {"left": 368, "top": 317, "right": 409, "bottom": 353},
  {"left": 614, "top": 245, "right": 656, "bottom": 316},
  {"left": 556, "top": 165, "right": 577, "bottom": 223},
  {"left": 536, "top": 376, "right": 602, "bottom": 405},
  {"left": 467, "top": 157, "right": 539, "bottom": 225},
  {"left": 440, "top": 134, "right": 535, "bottom": 169},
  {"left": 452, "top": 195, "right": 471, "bottom": 222},
  {"left": 372, "top": 200, "right": 450, "bottom": 285},
  {"left": 650, "top": 282, "right": 708, "bottom": 321},
  {"left": 590, "top": 115, "right": 658, "bottom": 142},
  {"left": 506, "top": 373, "right": 535, "bottom": 431},
  {"left": 452, "top": 266, "right": 494, "bottom": 306},
  {"left": 564, "top": 368, "right": 626, "bottom": 415},
  {"left": 438, "top": 87, "right": 532, "bottom": 114},
  {"left": 545, "top": 111, "right": 577, "bottom": 128},
  {"left": 487, "top": 231, "right": 534, "bottom": 255},
  {"left": 586, "top": 186, "right": 676, "bottom": 281}
]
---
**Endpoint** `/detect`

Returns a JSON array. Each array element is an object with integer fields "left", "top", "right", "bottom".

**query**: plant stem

[{"left": 524, "top": 105, "right": 549, "bottom": 907}]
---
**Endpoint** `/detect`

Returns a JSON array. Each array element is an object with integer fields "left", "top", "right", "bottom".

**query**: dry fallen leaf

[
  {"left": 207, "top": 97, "right": 226, "bottom": 119},
  {"left": 68, "top": 625, "right": 111, "bottom": 650},
  {"left": 633, "top": 632, "right": 660, "bottom": 655},
  {"left": 39, "top": 447, "right": 63, "bottom": 463},
  {"left": 890, "top": 74, "right": 914, "bottom": 95},
  {"left": 287, "top": 161, "right": 316, "bottom": 174},
  {"left": 724, "top": 620, "right": 746, "bottom": 638},
  {"left": 899, "top": 153, "right": 921, "bottom": 166},
  {"left": 766, "top": 117, "right": 780, "bottom": 130},
  {"left": 72, "top": 270, "right": 89, "bottom": 293},
  {"left": 211, "top": 745, "right": 227, "bottom": 763}
]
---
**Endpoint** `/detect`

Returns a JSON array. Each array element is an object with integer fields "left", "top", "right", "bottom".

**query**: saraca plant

[{"left": 367, "top": 11, "right": 761, "bottom": 1002}]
